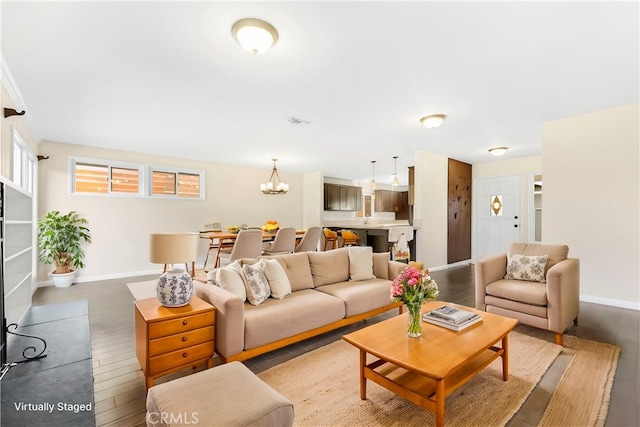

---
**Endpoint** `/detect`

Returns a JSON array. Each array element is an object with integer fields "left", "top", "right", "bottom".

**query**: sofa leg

[{"left": 555, "top": 333, "right": 563, "bottom": 346}]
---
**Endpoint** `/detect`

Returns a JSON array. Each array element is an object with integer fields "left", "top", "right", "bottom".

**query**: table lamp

[{"left": 149, "top": 232, "right": 197, "bottom": 307}]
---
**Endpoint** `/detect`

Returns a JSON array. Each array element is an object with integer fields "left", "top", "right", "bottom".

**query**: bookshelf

[{"left": 1, "top": 176, "right": 35, "bottom": 366}]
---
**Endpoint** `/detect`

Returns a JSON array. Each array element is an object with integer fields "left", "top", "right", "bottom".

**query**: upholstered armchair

[{"left": 475, "top": 243, "right": 580, "bottom": 345}]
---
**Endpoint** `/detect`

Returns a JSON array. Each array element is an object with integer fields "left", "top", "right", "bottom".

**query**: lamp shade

[{"left": 150, "top": 232, "right": 197, "bottom": 264}]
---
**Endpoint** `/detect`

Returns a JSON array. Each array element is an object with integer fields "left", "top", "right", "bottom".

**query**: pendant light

[
  {"left": 391, "top": 156, "right": 399, "bottom": 186},
  {"left": 370, "top": 160, "right": 377, "bottom": 188},
  {"left": 260, "top": 159, "right": 289, "bottom": 194}
]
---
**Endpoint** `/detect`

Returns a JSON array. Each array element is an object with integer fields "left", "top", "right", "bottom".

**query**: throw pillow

[
  {"left": 347, "top": 246, "right": 376, "bottom": 281},
  {"left": 504, "top": 252, "right": 548, "bottom": 283},
  {"left": 242, "top": 263, "right": 271, "bottom": 305},
  {"left": 215, "top": 264, "right": 247, "bottom": 301},
  {"left": 260, "top": 258, "right": 292, "bottom": 299}
]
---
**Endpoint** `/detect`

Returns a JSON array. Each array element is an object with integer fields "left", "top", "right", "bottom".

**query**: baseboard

[
  {"left": 36, "top": 269, "right": 158, "bottom": 288},
  {"left": 429, "top": 260, "right": 473, "bottom": 272},
  {"left": 580, "top": 294, "right": 640, "bottom": 311}
]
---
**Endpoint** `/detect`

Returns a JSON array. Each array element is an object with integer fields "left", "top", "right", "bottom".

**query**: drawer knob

[
  {"left": 182, "top": 352, "right": 188, "bottom": 358},
  {"left": 182, "top": 320, "right": 188, "bottom": 326},
  {"left": 182, "top": 336, "right": 188, "bottom": 342}
]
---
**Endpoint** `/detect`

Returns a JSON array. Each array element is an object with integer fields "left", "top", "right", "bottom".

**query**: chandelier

[{"left": 261, "top": 158, "right": 289, "bottom": 195}]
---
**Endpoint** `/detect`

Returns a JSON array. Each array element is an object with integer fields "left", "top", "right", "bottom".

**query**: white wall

[
  {"left": 413, "top": 150, "right": 449, "bottom": 269},
  {"left": 37, "top": 141, "right": 308, "bottom": 283},
  {"left": 542, "top": 104, "right": 639, "bottom": 309}
]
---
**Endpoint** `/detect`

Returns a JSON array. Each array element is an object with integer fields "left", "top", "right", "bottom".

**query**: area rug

[
  {"left": 538, "top": 334, "right": 619, "bottom": 427},
  {"left": 257, "top": 328, "right": 619, "bottom": 427}
]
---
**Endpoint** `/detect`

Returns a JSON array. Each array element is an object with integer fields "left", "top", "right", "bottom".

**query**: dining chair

[
  {"left": 217, "top": 229, "right": 264, "bottom": 267},
  {"left": 294, "top": 227, "right": 322, "bottom": 253},
  {"left": 263, "top": 227, "right": 297, "bottom": 255},
  {"left": 339, "top": 230, "right": 360, "bottom": 247},
  {"left": 323, "top": 228, "right": 338, "bottom": 251}
]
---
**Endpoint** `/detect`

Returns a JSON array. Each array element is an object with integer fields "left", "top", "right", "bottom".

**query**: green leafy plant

[{"left": 37, "top": 210, "right": 91, "bottom": 274}]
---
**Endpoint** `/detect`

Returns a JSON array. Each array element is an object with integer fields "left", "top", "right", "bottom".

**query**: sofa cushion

[
  {"left": 242, "top": 264, "right": 270, "bottom": 306},
  {"left": 315, "top": 278, "right": 396, "bottom": 317},
  {"left": 486, "top": 279, "right": 548, "bottom": 306},
  {"left": 261, "top": 258, "right": 292, "bottom": 299},
  {"left": 372, "top": 252, "right": 390, "bottom": 279},
  {"left": 215, "top": 261, "right": 246, "bottom": 301},
  {"left": 509, "top": 243, "right": 568, "bottom": 273},
  {"left": 243, "top": 289, "right": 346, "bottom": 350},
  {"left": 308, "top": 248, "right": 349, "bottom": 287},
  {"left": 505, "top": 252, "right": 548, "bottom": 283},
  {"left": 347, "top": 246, "right": 376, "bottom": 281},
  {"left": 262, "top": 253, "right": 314, "bottom": 291}
]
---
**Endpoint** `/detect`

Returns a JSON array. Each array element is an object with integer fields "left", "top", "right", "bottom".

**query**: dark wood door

[{"left": 447, "top": 159, "right": 472, "bottom": 263}]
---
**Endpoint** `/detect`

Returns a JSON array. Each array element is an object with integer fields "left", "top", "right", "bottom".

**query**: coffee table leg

[
  {"left": 359, "top": 349, "right": 367, "bottom": 400},
  {"left": 435, "top": 379, "right": 445, "bottom": 427},
  {"left": 502, "top": 335, "right": 509, "bottom": 381}
]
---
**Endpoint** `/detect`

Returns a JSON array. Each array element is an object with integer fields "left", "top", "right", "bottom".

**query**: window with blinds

[
  {"left": 151, "top": 170, "right": 201, "bottom": 198},
  {"left": 74, "top": 162, "right": 140, "bottom": 194},
  {"left": 71, "top": 156, "right": 204, "bottom": 199}
]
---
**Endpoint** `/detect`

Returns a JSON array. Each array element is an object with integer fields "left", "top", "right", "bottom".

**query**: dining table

[{"left": 199, "top": 229, "right": 306, "bottom": 269}]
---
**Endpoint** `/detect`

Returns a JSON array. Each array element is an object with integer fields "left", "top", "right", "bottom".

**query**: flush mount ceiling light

[
  {"left": 391, "top": 156, "right": 399, "bottom": 185},
  {"left": 370, "top": 160, "right": 377, "bottom": 189},
  {"left": 232, "top": 18, "right": 278, "bottom": 54},
  {"left": 261, "top": 158, "right": 289, "bottom": 194},
  {"left": 420, "top": 114, "right": 446, "bottom": 129},
  {"left": 489, "top": 147, "right": 509, "bottom": 156}
]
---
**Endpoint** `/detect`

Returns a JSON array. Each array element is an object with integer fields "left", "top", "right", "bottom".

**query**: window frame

[
  {"left": 12, "top": 128, "right": 36, "bottom": 195},
  {"left": 69, "top": 156, "right": 205, "bottom": 200},
  {"left": 148, "top": 165, "right": 205, "bottom": 200},
  {"left": 70, "top": 156, "right": 145, "bottom": 197}
]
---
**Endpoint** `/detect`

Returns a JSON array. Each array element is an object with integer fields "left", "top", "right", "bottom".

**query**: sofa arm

[
  {"left": 546, "top": 258, "right": 580, "bottom": 334},
  {"left": 388, "top": 260, "right": 408, "bottom": 280},
  {"left": 474, "top": 253, "right": 507, "bottom": 310},
  {"left": 194, "top": 281, "right": 245, "bottom": 360}
]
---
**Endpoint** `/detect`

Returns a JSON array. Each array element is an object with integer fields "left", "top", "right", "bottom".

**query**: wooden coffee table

[{"left": 342, "top": 301, "right": 518, "bottom": 427}]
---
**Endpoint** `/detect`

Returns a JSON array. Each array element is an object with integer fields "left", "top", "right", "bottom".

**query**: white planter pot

[{"left": 49, "top": 270, "right": 76, "bottom": 288}]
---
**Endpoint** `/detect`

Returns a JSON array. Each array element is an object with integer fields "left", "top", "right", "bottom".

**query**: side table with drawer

[{"left": 134, "top": 296, "right": 216, "bottom": 389}]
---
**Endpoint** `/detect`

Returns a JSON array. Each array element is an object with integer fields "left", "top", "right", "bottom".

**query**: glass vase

[{"left": 406, "top": 302, "right": 423, "bottom": 338}]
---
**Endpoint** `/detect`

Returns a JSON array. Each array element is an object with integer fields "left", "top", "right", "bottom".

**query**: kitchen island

[{"left": 323, "top": 223, "right": 417, "bottom": 261}]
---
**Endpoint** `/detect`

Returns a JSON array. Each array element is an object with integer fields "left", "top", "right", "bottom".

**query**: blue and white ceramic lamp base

[{"left": 156, "top": 269, "right": 194, "bottom": 307}]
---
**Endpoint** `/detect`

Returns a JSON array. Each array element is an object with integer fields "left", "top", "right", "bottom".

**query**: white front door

[{"left": 474, "top": 175, "right": 521, "bottom": 260}]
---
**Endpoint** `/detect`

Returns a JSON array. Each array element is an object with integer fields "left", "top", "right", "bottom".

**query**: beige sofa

[
  {"left": 195, "top": 247, "right": 407, "bottom": 362},
  {"left": 475, "top": 243, "right": 580, "bottom": 345}
]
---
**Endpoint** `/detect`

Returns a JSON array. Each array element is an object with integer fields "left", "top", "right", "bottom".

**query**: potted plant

[{"left": 37, "top": 210, "right": 91, "bottom": 287}]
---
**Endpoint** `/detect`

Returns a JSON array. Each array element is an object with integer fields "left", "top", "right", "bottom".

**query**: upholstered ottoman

[{"left": 146, "top": 361, "right": 294, "bottom": 427}]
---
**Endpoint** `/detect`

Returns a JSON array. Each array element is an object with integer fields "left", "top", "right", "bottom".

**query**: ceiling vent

[{"left": 288, "top": 117, "right": 311, "bottom": 125}]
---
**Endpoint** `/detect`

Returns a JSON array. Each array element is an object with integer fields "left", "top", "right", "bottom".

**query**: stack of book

[{"left": 423, "top": 305, "right": 482, "bottom": 331}]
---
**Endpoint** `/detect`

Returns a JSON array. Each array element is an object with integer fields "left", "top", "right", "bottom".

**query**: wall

[
  {"left": 413, "top": 150, "right": 449, "bottom": 269},
  {"left": 37, "top": 140, "right": 307, "bottom": 283},
  {"left": 473, "top": 155, "right": 542, "bottom": 245},
  {"left": 542, "top": 104, "right": 639, "bottom": 309}
]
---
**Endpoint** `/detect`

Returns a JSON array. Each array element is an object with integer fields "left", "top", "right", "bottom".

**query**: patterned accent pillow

[
  {"left": 504, "top": 252, "right": 548, "bottom": 283},
  {"left": 241, "top": 263, "right": 271, "bottom": 305}
]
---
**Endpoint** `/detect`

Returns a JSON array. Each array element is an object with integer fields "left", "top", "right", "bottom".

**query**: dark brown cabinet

[
  {"left": 324, "top": 184, "right": 361, "bottom": 211},
  {"left": 374, "top": 190, "right": 408, "bottom": 218}
]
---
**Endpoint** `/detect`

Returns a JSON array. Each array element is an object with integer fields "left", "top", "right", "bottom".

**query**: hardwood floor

[{"left": 31, "top": 265, "right": 639, "bottom": 427}]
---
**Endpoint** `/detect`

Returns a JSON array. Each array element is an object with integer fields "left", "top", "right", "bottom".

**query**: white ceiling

[{"left": 2, "top": 1, "right": 638, "bottom": 186}]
